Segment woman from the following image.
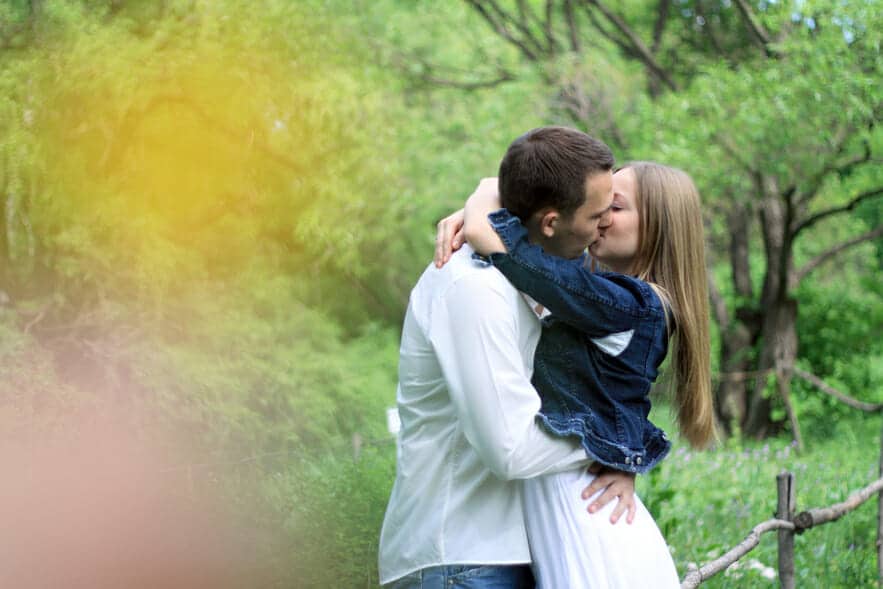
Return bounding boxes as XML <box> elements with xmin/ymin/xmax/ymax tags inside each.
<box><xmin>435</xmin><ymin>162</ymin><xmax>714</xmax><ymax>588</ymax></box>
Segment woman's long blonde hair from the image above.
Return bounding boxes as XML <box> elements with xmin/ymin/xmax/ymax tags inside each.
<box><xmin>624</xmin><ymin>162</ymin><xmax>714</xmax><ymax>448</ymax></box>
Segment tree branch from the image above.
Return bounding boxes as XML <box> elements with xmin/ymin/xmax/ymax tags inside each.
<box><xmin>732</xmin><ymin>0</ymin><xmax>777</xmax><ymax>58</ymax></box>
<box><xmin>651</xmin><ymin>0</ymin><xmax>670</xmax><ymax>54</ymax></box>
<box><xmin>795</xmin><ymin>131</ymin><xmax>871</xmax><ymax>209</ymax></box>
<box><xmin>381</xmin><ymin>44</ymin><xmax>516</xmax><ymax>91</ymax></box>
<box><xmin>543</xmin><ymin>0</ymin><xmax>558</xmax><ymax>54</ymax></box>
<box><xmin>692</xmin><ymin>2</ymin><xmax>727</xmax><ymax>58</ymax></box>
<box><xmin>415</xmin><ymin>70</ymin><xmax>515</xmax><ymax>90</ymax></box>
<box><xmin>466</xmin><ymin>0</ymin><xmax>545</xmax><ymax>61</ymax></box>
<box><xmin>581</xmin><ymin>5</ymin><xmax>634</xmax><ymax>55</ymax></box>
<box><xmin>585</xmin><ymin>0</ymin><xmax>679</xmax><ymax>91</ymax></box>
<box><xmin>563</xmin><ymin>0</ymin><xmax>581</xmax><ymax>52</ymax></box>
<box><xmin>794</xmin><ymin>477</ymin><xmax>883</xmax><ymax>530</ymax></box>
<box><xmin>793</xmin><ymin>224</ymin><xmax>883</xmax><ymax>286</ymax></box>
<box><xmin>793</xmin><ymin>367</ymin><xmax>883</xmax><ymax>413</ymax></box>
<box><xmin>792</xmin><ymin>187</ymin><xmax>883</xmax><ymax>237</ymax></box>
<box><xmin>680</xmin><ymin>519</ymin><xmax>795</xmax><ymax>588</ymax></box>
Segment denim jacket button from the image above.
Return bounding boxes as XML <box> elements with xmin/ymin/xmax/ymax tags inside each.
<box><xmin>624</xmin><ymin>456</ymin><xmax>632</xmax><ymax>465</ymax></box>
<box><xmin>635</xmin><ymin>456</ymin><xmax>643</xmax><ymax>465</ymax></box>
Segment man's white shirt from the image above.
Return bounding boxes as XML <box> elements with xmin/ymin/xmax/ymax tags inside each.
<box><xmin>378</xmin><ymin>245</ymin><xmax>588</xmax><ymax>584</ymax></box>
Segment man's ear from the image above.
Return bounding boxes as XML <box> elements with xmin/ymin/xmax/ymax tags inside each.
<box><xmin>538</xmin><ymin>209</ymin><xmax>559</xmax><ymax>238</ymax></box>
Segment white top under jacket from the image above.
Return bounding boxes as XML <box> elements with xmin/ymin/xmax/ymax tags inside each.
<box><xmin>378</xmin><ymin>245</ymin><xmax>588</xmax><ymax>584</ymax></box>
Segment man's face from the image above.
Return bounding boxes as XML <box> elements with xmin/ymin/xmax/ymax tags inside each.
<box><xmin>540</xmin><ymin>171</ymin><xmax>614</xmax><ymax>259</ymax></box>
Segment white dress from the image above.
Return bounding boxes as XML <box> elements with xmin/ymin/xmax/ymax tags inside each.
<box><xmin>524</xmin><ymin>467</ymin><xmax>680</xmax><ymax>589</ymax></box>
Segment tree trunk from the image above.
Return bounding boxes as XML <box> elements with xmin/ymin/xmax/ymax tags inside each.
<box><xmin>716</xmin><ymin>322</ymin><xmax>754</xmax><ymax>433</ymax></box>
<box><xmin>744</xmin><ymin>296</ymin><xmax>798</xmax><ymax>437</ymax></box>
<box><xmin>715</xmin><ymin>202</ymin><xmax>759</xmax><ymax>433</ymax></box>
<box><xmin>744</xmin><ymin>190</ymin><xmax>798</xmax><ymax>438</ymax></box>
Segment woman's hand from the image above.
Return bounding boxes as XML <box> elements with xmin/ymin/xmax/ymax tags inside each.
<box><xmin>434</xmin><ymin>209</ymin><xmax>465</xmax><ymax>268</ymax></box>
<box><xmin>581</xmin><ymin>465</ymin><xmax>637</xmax><ymax>525</ymax></box>
<box><xmin>434</xmin><ymin>177</ymin><xmax>502</xmax><ymax>268</ymax></box>
<box><xmin>463</xmin><ymin>177</ymin><xmax>505</xmax><ymax>256</ymax></box>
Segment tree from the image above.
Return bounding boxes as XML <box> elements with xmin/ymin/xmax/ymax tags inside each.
<box><xmin>442</xmin><ymin>0</ymin><xmax>883</xmax><ymax>437</ymax></box>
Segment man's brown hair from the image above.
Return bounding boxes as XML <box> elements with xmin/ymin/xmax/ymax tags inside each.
<box><xmin>498</xmin><ymin>126</ymin><xmax>614</xmax><ymax>221</ymax></box>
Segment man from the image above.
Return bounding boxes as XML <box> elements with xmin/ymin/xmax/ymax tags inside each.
<box><xmin>379</xmin><ymin>127</ymin><xmax>632</xmax><ymax>588</ymax></box>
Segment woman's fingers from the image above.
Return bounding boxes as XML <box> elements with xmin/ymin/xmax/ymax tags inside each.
<box><xmin>581</xmin><ymin>469</ymin><xmax>636</xmax><ymax>525</ymax></box>
<box><xmin>452</xmin><ymin>226</ymin><xmax>465</xmax><ymax>251</ymax></box>
<box><xmin>434</xmin><ymin>209</ymin><xmax>466</xmax><ymax>268</ymax></box>
<box><xmin>434</xmin><ymin>219</ymin><xmax>449</xmax><ymax>268</ymax></box>
<box><xmin>585</xmin><ymin>481</ymin><xmax>617</xmax><ymax>513</ymax></box>
<box><xmin>608</xmin><ymin>494</ymin><xmax>636</xmax><ymax>525</ymax></box>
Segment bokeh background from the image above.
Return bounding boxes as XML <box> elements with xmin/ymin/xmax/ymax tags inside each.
<box><xmin>1</xmin><ymin>1</ymin><xmax>881</xmax><ymax>587</ymax></box>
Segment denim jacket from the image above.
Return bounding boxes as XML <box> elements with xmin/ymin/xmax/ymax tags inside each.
<box><xmin>486</xmin><ymin>209</ymin><xmax>671</xmax><ymax>473</ymax></box>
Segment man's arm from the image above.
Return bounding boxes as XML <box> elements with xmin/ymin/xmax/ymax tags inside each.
<box><xmin>428</xmin><ymin>269</ymin><xmax>588</xmax><ymax>479</ymax></box>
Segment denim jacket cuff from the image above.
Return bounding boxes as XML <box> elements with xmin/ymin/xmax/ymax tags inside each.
<box><xmin>487</xmin><ymin>208</ymin><xmax>527</xmax><ymax>254</ymax></box>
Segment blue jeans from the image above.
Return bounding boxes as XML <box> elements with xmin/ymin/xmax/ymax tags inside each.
<box><xmin>384</xmin><ymin>564</ymin><xmax>535</xmax><ymax>588</ymax></box>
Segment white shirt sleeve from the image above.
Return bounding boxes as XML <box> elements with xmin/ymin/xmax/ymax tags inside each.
<box><xmin>428</xmin><ymin>271</ymin><xmax>589</xmax><ymax>480</ymax></box>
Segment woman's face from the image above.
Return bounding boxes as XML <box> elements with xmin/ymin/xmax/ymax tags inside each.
<box><xmin>589</xmin><ymin>167</ymin><xmax>640</xmax><ymax>273</ymax></box>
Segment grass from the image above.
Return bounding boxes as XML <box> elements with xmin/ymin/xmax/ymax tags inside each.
<box><xmin>267</xmin><ymin>407</ymin><xmax>883</xmax><ymax>587</ymax></box>
<box><xmin>641</xmin><ymin>404</ymin><xmax>882</xmax><ymax>588</ymax></box>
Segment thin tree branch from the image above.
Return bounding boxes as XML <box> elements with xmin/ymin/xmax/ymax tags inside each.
<box><xmin>680</xmin><ymin>519</ymin><xmax>795</xmax><ymax>589</ymax></box>
<box><xmin>416</xmin><ymin>71</ymin><xmax>515</xmax><ymax>90</ymax></box>
<box><xmin>466</xmin><ymin>0</ymin><xmax>539</xmax><ymax>60</ymax></box>
<box><xmin>585</xmin><ymin>0</ymin><xmax>679</xmax><ymax>91</ymax></box>
<box><xmin>802</xmin><ymin>145</ymin><xmax>874</xmax><ymax>204</ymax></box>
<box><xmin>793</xmin><ymin>367</ymin><xmax>883</xmax><ymax>413</ymax></box>
<box><xmin>691</xmin><ymin>2</ymin><xmax>727</xmax><ymax>58</ymax></box>
<box><xmin>381</xmin><ymin>44</ymin><xmax>516</xmax><ymax>92</ymax></box>
<box><xmin>794</xmin><ymin>477</ymin><xmax>883</xmax><ymax>530</ymax></box>
<box><xmin>651</xmin><ymin>0</ymin><xmax>669</xmax><ymax>54</ymax></box>
<box><xmin>732</xmin><ymin>0</ymin><xmax>777</xmax><ymax>58</ymax></box>
<box><xmin>543</xmin><ymin>0</ymin><xmax>557</xmax><ymax>54</ymax></box>
<box><xmin>795</xmin><ymin>131</ymin><xmax>870</xmax><ymax>209</ymax></box>
<box><xmin>563</xmin><ymin>0</ymin><xmax>581</xmax><ymax>52</ymax></box>
<box><xmin>792</xmin><ymin>188</ymin><xmax>883</xmax><ymax>237</ymax></box>
<box><xmin>581</xmin><ymin>5</ymin><xmax>634</xmax><ymax>56</ymax></box>
<box><xmin>466</xmin><ymin>0</ymin><xmax>545</xmax><ymax>61</ymax></box>
<box><xmin>714</xmin><ymin>368</ymin><xmax>775</xmax><ymax>384</ymax></box>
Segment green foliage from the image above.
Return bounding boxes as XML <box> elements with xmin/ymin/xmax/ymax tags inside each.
<box><xmin>792</xmin><ymin>262</ymin><xmax>883</xmax><ymax>436</ymax></box>
<box><xmin>137</xmin><ymin>277</ymin><xmax>399</xmax><ymax>455</ymax></box>
<box><xmin>262</xmin><ymin>447</ymin><xmax>397</xmax><ymax>587</ymax></box>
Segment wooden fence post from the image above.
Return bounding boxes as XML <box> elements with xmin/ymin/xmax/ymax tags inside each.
<box><xmin>777</xmin><ymin>471</ymin><xmax>796</xmax><ymax>589</ymax></box>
